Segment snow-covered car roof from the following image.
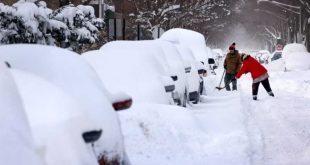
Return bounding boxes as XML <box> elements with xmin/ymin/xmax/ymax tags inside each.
<box><xmin>84</xmin><ymin>41</ymin><xmax>173</xmax><ymax>104</ymax></box>
<box><xmin>0</xmin><ymin>44</ymin><xmax>126</xmax><ymax>162</ymax></box>
<box><xmin>160</xmin><ymin>28</ymin><xmax>213</xmax><ymax>63</ymax></box>
<box><xmin>0</xmin><ymin>61</ymin><xmax>42</xmax><ymax>165</ymax></box>
<box><xmin>282</xmin><ymin>43</ymin><xmax>308</xmax><ymax>58</ymax></box>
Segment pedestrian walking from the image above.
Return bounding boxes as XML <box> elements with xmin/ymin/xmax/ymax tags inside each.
<box><xmin>236</xmin><ymin>54</ymin><xmax>275</xmax><ymax>100</ymax></box>
<box><xmin>223</xmin><ymin>45</ymin><xmax>242</xmax><ymax>91</ymax></box>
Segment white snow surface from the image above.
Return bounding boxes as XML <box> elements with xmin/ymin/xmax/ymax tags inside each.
<box><xmin>0</xmin><ymin>61</ymin><xmax>42</xmax><ymax>165</ymax></box>
<box><xmin>1</xmin><ymin>40</ymin><xmax>310</xmax><ymax>165</ymax></box>
<box><xmin>119</xmin><ymin>65</ymin><xmax>310</xmax><ymax>164</ymax></box>
<box><xmin>83</xmin><ymin>42</ymin><xmax>172</xmax><ymax>104</ymax></box>
<box><xmin>0</xmin><ymin>44</ymin><xmax>126</xmax><ymax>162</ymax></box>
<box><xmin>282</xmin><ymin>43</ymin><xmax>310</xmax><ymax>71</ymax></box>
<box><xmin>11</xmin><ymin>69</ymin><xmax>98</xmax><ymax>165</ymax></box>
<box><xmin>160</xmin><ymin>28</ymin><xmax>214</xmax><ymax>64</ymax></box>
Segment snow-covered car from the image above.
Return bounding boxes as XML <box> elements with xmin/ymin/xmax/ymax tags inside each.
<box><xmin>97</xmin><ymin>40</ymin><xmax>189</xmax><ymax>107</ymax></box>
<box><xmin>282</xmin><ymin>43</ymin><xmax>310</xmax><ymax>71</ymax></box>
<box><xmin>270</xmin><ymin>51</ymin><xmax>282</xmax><ymax>62</ymax></box>
<box><xmin>154</xmin><ymin>40</ymin><xmax>189</xmax><ymax>106</ymax></box>
<box><xmin>212</xmin><ymin>49</ymin><xmax>225</xmax><ymax>60</ymax></box>
<box><xmin>0</xmin><ymin>61</ymin><xmax>43</xmax><ymax>165</ymax></box>
<box><xmin>11</xmin><ymin>69</ymin><xmax>99</xmax><ymax>165</ymax></box>
<box><xmin>173</xmin><ymin>44</ymin><xmax>202</xmax><ymax>103</ymax></box>
<box><xmin>160</xmin><ymin>28</ymin><xmax>215</xmax><ymax>69</ymax></box>
<box><xmin>83</xmin><ymin>41</ymin><xmax>178</xmax><ymax>106</ymax></box>
<box><xmin>256</xmin><ymin>50</ymin><xmax>271</xmax><ymax>64</ymax></box>
<box><xmin>0</xmin><ymin>44</ymin><xmax>131</xmax><ymax>165</ymax></box>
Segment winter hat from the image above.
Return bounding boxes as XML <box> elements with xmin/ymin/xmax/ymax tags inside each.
<box><xmin>241</xmin><ymin>53</ymin><xmax>249</xmax><ymax>61</ymax></box>
<box><xmin>231</xmin><ymin>42</ymin><xmax>236</xmax><ymax>49</ymax></box>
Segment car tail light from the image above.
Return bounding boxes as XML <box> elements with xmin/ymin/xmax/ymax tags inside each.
<box><xmin>112</xmin><ymin>99</ymin><xmax>132</xmax><ymax>111</ymax></box>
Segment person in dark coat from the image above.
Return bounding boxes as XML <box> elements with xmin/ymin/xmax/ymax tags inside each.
<box><xmin>224</xmin><ymin>46</ymin><xmax>242</xmax><ymax>91</ymax></box>
<box><xmin>236</xmin><ymin>54</ymin><xmax>275</xmax><ymax>100</ymax></box>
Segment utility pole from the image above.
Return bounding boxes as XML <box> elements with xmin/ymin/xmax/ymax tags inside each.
<box><xmin>99</xmin><ymin>0</ymin><xmax>103</xmax><ymax>18</ymax></box>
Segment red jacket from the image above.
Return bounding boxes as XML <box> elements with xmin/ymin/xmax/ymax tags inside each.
<box><xmin>236</xmin><ymin>56</ymin><xmax>267</xmax><ymax>80</ymax></box>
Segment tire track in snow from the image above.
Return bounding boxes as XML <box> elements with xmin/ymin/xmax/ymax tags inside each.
<box><xmin>239</xmin><ymin>88</ymin><xmax>265</xmax><ymax>165</ymax></box>
<box><xmin>243</xmin><ymin>91</ymin><xmax>310</xmax><ymax>165</ymax></box>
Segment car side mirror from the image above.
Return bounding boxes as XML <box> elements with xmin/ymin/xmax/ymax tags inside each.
<box><xmin>82</xmin><ymin>130</ymin><xmax>102</xmax><ymax>143</ymax></box>
<box><xmin>208</xmin><ymin>58</ymin><xmax>215</xmax><ymax>64</ymax></box>
<box><xmin>170</xmin><ymin>75</ymin><xmax>178</xmax><ymax>81</ymax></box>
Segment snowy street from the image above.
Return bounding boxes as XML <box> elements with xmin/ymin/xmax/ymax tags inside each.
<box><xmin>2</xmin><ymin>1</ymin><xmax>310</xmax><ymax>164</ymax></box>
<box><xmin>119</xmin><ymin>68</ymin><xmax>310</xmax><ymax>165</ymax></box>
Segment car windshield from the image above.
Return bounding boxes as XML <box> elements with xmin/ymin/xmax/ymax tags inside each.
<box><xmin>271</xmin><ymin>52</ymin><xmax>282</xmax><ymax>61</ymax></box>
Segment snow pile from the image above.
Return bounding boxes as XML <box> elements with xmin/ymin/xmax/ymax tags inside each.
<box><xmin>282</xmin><ymin>43</ymin><xmax>310</xmax><ymax>71</ymax></box>
<box><xmin>269</xmin><ymin>70</ymin><xmax>310</xmax><ymax>99</ymax></box>
<box><xmin>118</xmin><ymin>103</ymin><xmax>211</xmax><ymax>164</ymax></box>
<box><xmin>266</xmin><ymin>58</ymin><xmax>285</xmax><ymax>71</ymax></box>
<box><xmin>119</xmin><ymin>89</ymin><xmax>252</xmax><ymax>164</ymax></box>
<box><xmin>282</xmin><ymin>43</ymin><xmax>307</xmax><ymax>58</ymax></box>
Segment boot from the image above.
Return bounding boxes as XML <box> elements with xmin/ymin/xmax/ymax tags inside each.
<box><xmin>253</xmin><ymin>95</ymin><xmax>257</xmax><ymax>100</ymax></box>
<box><xmin>268</xmin><ymin>91</ymin><xmax>274</xmax><ymax>97</ymax></box>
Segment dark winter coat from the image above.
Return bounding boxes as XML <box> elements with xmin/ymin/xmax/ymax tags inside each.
<box><xmin>236</xmin><ymin>56</ymin><xmax>267</xmax><ymax>80</ymax></box>
<box><xmin>224</xmin><ymin>52</ymin><xmax>242</xmax><ymax>74</ymax></box>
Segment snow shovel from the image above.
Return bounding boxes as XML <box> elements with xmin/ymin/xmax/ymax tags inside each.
<box><xmin>215</xmin><ymin>70</ymin><xmax>225</xmax><ymax>90</ymax></box>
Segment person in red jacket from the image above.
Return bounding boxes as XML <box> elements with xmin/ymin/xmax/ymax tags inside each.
<box><xmin>236</xmin><ymin>54</ymin><xmax>274</xmax><ymax>100</ymax></box>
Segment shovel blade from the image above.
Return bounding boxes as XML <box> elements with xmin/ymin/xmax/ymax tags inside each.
<box><xmin>215</xmin><ymin>86</ymin><xmax>225</xmax><ymax>90</ymax></box>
